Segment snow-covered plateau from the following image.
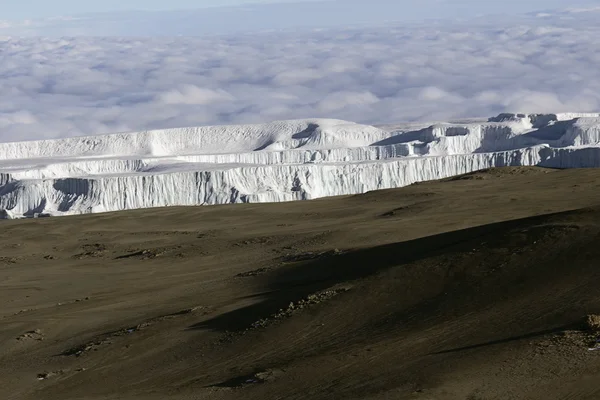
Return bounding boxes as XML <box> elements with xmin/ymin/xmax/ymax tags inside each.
<box><xmin>2</xmin><ymin>113</ymin><xmax>600</xmax><ymax>218</ymax></box>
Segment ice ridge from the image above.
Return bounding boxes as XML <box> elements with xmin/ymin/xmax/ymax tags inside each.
<box><xmin>1</xmin><ymin>114</ymin><xmax>600</xmax><ymax>218</ymax></box>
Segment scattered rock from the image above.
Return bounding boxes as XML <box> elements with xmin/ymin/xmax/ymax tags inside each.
<box><xmin>233</xmin><ymin>236</ymin><xmax>275</xmax><ymax>247</ymax></box>
<box><xmin>381</xmin><ymin>207</ymin><xmax>409</xmax><ymax>217</ymax></box>
<box><xmin>0</xmin><ymin>256</ymin><xmax>18</xmax><ymax>265</ymax></box>
<box><xmin>75</xmin><ymin>297</ymin><xmax>91</xmax><ymax>302</ymax></box>
<box><xmin>214</xmin><ymin>368</ymin><xmax>286</xmax><ymax>388</ymax></box>
<box><xmin>236</xmin><ymin>267</ymin><xmax>272</xmax><ymax>278</ymax></box>
<box><xmin>17</xmin><ymin>329</ymin><xmax>44</xmax><ymax>341</ymax></box>
<box><xmin>74</xmin><ymin>243</ymin><xmax>107</xmax><ymax>259</ymax></box>
<box><xmin>173</xmin><ymin>306</ymin><xmax>203</xmax><ymax>315</ymax></box>
<box><xmin>249</xmin><ymin>287</ymin><xmax>351</xmax><ymax>330</ymax></box>
<box><xmin>253</xmin><ymin>369</ymin><xmax>284</xmax><ymax>383</ymax></box>
<box><xmin>13</xmin><ymin>308</ymin><xmax>34</xmax><ymax>315</ymax></box>
<box><xmin>115</xmin><ymin>247</ymin><xmax>179</xmax><ymax>260</ymax></box>
<box><xmin>196</xmin><ymin>230</ymin><xmax>219</xmax><ymax>239</ymax></box>
<box><xmin>586</xmin><ymin>315</ymin><xmax>600</xmax><ymax>331</ymax></box>
<box><xmin>536</xmin><ymin>327</ymin><xmax>600</xmax><ymax>352</ymax></box>
<box><xmin>37</xmin><ymin>372</ymin><xmax>53</xmax><ymax>380</ymax></box>
<box><xmin>37</xmin><ymin>370</ymin><xmax>64</xmax><ymax>380</ymax></box>
<box><xmin>62</xmin><ymin>306</ymin><xmax>209</xmax><ymax>357</ymax></box>
<box><xmin>33</xmin><ymin>213</ymin><xmax>51</xmax><ymax>218</ymax></box>
<box><xmin>63</xmin><ymin>342</ymin><xmax>98</xmax><ymax>357</ymax></box>
<box><xmin>282</xmin><ymin>249</ymin><xmax>344</xmax><ymax>263</ymax></box>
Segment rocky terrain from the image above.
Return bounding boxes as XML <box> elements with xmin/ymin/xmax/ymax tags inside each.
<box><xmin>4</xmin><ymin>167</ymin><xmax>600</xmax><ymax>399</ymax></box>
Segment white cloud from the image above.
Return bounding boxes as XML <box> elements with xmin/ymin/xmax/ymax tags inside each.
<box><xmin>272</xmin><ymin>68</ymin><xmax>322</xmax><ymax>86</ymax></box>
<box><xmin>1</xmin><ymin>11</ymin><xmax>600</xmax><ymax>142</ymax></box>
<box><xmin>418</xmin><ymin>87</ymin><xmax>462</xmax><ymax>103</ymax></box>
<box><xmin>317</xmin><ymin>91</ymin><xmax>380</xmax><ymax>113</ymax></box>
<box><xmin>158</xmin><ymin>85</ymin><xmax>234</xmax><ymax>105</ymax></box>
<box><xmin>566</xmin><ymin>6</ymin><xmax>600</xmax><ymax>13</ymax></box>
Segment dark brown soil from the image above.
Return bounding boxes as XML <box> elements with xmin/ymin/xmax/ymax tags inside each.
<box><xmin>4</xmin><ymin>167</ymin><xmax>600</xmax><ymax>399</ymax></box>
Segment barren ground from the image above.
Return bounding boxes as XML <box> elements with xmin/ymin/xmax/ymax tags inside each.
<box><xmin>4</xmin><ymin>167</ymin><xmax>600</xmax><ymax>399</ymax></box>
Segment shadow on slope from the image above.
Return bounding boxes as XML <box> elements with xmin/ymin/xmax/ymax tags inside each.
<box><xmin>189</xmin><ymin>208</ymin><xmax>588</xmax><ymax>333</ymax></box>
<box><xmin>371</xmin><ymin>127</ymin><xmax>429</xmax><ymax>146</ymax></box>
<box><xmin>374</xmin><ymin>117</ymin><xmax>577</xmax><ymax>154</ymax></box>
<box><xmin>430</xmin><ymin>324</ymin><xmax>577</xmax><ymax>355</ymax></box>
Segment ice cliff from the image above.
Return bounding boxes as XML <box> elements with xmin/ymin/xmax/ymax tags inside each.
<box><xmin>2</xmin><ymin>114</ymin><xmax>600</xmax><ymax>218</ymax></box>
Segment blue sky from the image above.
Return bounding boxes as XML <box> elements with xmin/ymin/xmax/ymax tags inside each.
<box><xmin>1</xmin><ymin>0</ymin><xmax>596</xmax><ymax>20</ymax></box>
<box><xmin>3</xmin><ymin>0</ymin><xmax>271</xmax><ymax>19</ymax></box>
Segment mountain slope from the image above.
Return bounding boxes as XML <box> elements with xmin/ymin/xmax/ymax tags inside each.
<box><xmin>3</xmin><ymin>167</ymin><xmax>600</xmax><ymax>399</ymax></box>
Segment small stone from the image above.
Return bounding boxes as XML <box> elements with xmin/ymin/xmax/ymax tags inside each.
<box><xmin>586</xmin><ymin>315</ymin><xmax>600</xmax><ymax>331</ymax></box>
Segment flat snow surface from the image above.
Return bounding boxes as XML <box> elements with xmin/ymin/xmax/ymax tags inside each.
<box><xmin>2</xmin><ymin>113</ymin><xmax>600</xmax><ymax>218</ymax></box>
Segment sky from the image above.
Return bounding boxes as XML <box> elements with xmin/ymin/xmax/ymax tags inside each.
<box><xmin>1</xmin><ymin>0</ymin><xmax>596</xmax><ymax>21</ymax></box>
<box><xmin>0</xmin><ymin>0</ymin><xmax>267</xmax><ymax>19</ymax></box>
<box><xmin>5</xmin><ymin>0</ymin><xmax>299</xmax><ymax>19</ymax></box>
<box><xmin>1</xmin><ymin>0</ymin><xmax>598</xmax><ymax>37</ymax></box>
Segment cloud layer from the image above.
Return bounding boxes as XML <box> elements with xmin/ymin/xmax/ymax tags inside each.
<box><xmin>1</xmin><ymin>11</ymin><xmax>600</xmax><ymax>141</ymax></box>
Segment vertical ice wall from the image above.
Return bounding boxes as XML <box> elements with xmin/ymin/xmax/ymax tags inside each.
<box><xmin>1</xmin><ymin>114</ymin><xmax>600</xmax><ymax>218</ymax></box>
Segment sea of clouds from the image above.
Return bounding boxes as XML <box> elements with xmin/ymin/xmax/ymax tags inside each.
<box><xmin>1</xmin><ymin>8</ymin><xmax>600</xmax><ymax>142</ymax></box>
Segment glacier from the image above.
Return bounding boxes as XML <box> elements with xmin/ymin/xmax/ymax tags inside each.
<box><xmin>2</xmin><ymin>113</ymin><xmax>600</xmax><ymax>218</ymax></box>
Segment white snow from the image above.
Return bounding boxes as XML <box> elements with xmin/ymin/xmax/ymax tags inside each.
<box><xmin>2</xmin><ymin>113</ymin><xmax>600</xmax><ymax>218</ymax></box>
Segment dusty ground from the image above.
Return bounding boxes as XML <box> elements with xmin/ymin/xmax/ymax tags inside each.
<box><xmin>4</xmin><ymin>167</ymin><xmax>600</xmax><ymax>399</ymax></box>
